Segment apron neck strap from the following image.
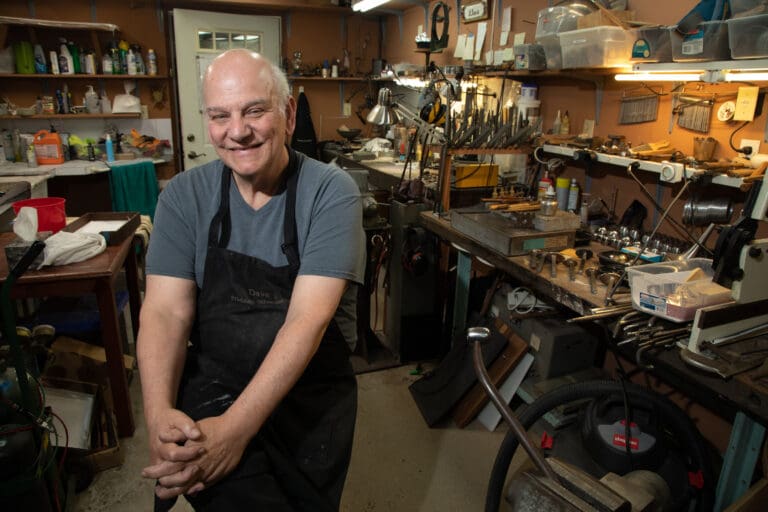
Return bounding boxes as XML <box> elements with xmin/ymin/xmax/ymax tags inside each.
<box><xmin>209</xmin><ymin>147</ymin><xmax>303</xmax><ymax>269</ymax></box>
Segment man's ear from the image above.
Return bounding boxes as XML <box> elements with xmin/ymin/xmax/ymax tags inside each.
<box><xmin>285</xmin><ymin>96</ymin><xmax>297</xmax><ymax>137</ymax></box>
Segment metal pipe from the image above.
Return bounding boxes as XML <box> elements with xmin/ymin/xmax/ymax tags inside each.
<box><xmin>468</xmin><ymin>327</ymin><xmax>560</xmax><ymax>483</ymax></box>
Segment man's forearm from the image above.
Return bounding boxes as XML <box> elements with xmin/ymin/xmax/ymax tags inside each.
<box><xmin>137</xmin><ymin>308</ymin><xmax>191</xmax><ymax>422</ymax></box>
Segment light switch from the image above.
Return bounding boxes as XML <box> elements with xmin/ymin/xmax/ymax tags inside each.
<box><xmin>734</xmin><ymin>86</ymin><xmax>759</xmax><ymax>122</ymax></box>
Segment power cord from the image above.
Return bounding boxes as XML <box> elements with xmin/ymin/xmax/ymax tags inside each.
<box><xmin>729</xmin><ymin>121</ymin><xmax>753</xmax><ymax>155</ymax></box>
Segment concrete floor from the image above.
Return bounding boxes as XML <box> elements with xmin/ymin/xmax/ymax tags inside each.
<box><xmin>70</xmin><ymin>363</ymin><xmax>514</xmax><ymax>511</ymax></box>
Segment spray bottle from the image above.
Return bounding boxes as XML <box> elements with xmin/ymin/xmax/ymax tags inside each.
<box><xmin>105</xmin><ymin>134</ymin><xmax>115</xmax><ymax>162</ymax></box>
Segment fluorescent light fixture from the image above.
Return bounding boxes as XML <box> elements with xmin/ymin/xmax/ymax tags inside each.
<box><xmin>725</xmin><ymin>71</ymin><xmax>768</xmax><ymax>82</ymax></box>
<box><xmin>352</xmin><ymin>0</ymin><xmax>390</xmax><ymax>12</ymax></box>
<box><xmin>615</xmin><ymin>72</ymin><xmax>702</xmax><ymax>82</ymax></box>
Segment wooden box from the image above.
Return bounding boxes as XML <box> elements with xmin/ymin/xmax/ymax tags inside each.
<box><xmin>63</xmin><ymin>211</ymin><xmax>140</xmax><ymax>246</ymax></box>
<box><xmin>450</xmin><ymin>209</ymin><xmax>575</xmax><ymax>256</ymax></box>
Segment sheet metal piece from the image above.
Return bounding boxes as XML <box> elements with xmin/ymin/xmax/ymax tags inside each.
<box><xmin>619</xmin><ymin>94</ymin><xmax>659</xmax><ymax>125</ymax></box>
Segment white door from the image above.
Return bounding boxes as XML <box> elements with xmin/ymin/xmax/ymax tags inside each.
<box><xmin>173</xmin><ymin>8</ymin><xmax>281</xmax><ymax>170</ymax></box>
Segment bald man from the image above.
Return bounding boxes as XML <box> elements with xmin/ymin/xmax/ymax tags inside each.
<box><xmin>138</xmin><ymin>49</ymin><xmax>365</xmax><ymax>511</ymax></box>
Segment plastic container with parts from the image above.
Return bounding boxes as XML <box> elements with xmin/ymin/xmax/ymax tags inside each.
<box><xmin>626</xmin><ymin>258</ymin><xmax>732</xmax><ymax>322</ymax></box>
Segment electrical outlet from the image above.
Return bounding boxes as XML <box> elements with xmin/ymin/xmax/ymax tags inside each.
<box><xmin>740</xmin><ymin>138</ymin><xmax>761</xmax><ymax>156</ymax></box>
<box><xmin>343</xmin><ymin>102</ymin><xmax>352</xmax><ymax>116</ymax></box>
<box><xmin>734</xmin><ymin>86</ymin><xmax>760</xmax><ymax>121</ymax></box>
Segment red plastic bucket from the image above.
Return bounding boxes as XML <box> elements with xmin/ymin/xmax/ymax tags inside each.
<box><xmin>12</xmin><ymin>197</ymin><xmax>67</xmax><ymax>233</ymax></box>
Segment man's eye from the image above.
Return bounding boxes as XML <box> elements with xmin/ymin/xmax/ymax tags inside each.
<box><xmin>209</xmin><ymin>113</ymin><xmax>228</xmax><ymax>121</ymax></box>
<box><xmin>246</xmin><ymin>108</ymin><xmax>265</xmax><ymax>117</ymax></box>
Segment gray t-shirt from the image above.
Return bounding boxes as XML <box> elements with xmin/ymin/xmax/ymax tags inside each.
<box><xmin>146</xmin><ymin>156</ymin><xmax>366</xmax><ymax>349</ymax></box>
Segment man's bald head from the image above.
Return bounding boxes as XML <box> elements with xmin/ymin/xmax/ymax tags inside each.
<box><xmin>203</xmin><ymin>49</ymin><xmax>290</xmax><ymax>115</ymax></box>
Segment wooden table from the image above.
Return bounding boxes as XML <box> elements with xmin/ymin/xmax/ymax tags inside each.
<box><xmin>0</xmin><ymin>231</ymin><xmax>141</xmax><ymax>437</ymax></box>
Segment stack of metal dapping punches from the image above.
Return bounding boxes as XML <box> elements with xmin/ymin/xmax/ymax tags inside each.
<box><xmin>449</xmin><ymin>104</ymin><xmax>540</xmax><ymax>150</ymax></box>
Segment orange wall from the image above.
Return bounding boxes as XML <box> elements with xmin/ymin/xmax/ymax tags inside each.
<box><xmin>381</xmin><ymin>1</ymin><xmax>766</xmax><ymax>240</ymax></box>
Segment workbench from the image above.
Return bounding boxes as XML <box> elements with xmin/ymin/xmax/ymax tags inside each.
<box><xmin>418</xmin><ymin>209</ymin><xmax>768</xmax><ymax>510</ymax></box>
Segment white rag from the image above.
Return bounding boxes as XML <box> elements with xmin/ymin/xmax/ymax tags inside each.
<box><xmin>38</xmin><ymin>231</ymin><xmax>107</xmax><ymax>268</ymax></box>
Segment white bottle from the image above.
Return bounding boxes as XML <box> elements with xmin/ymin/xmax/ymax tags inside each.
<box><xmin>101</xmin><ymin>94</ymin><xmax>112</xmax><ymax>114</ymax></box>
<box><xmin>49</xmin><ymin>51</ymin><xmax>59</xmax><ymax>74</ymax></box>
<box><xmin>59</xmin><ymin>42</ymin><xmax>74</xmax><ymax>74</ymax></box>
<box><xmin>102</xmin><ymin>53</ymin><xmax>113</xmax><ymax>74</ymax></box>
<box><xmin>127</xmin><ymin>49</ymin><xmax>137</xmax><ymax>75</ymax></box>
<box><xmin>85</xmin><ymin>85</ymin><xmax>100</xmax><ymax>114</ymax></box>
<box><xmin>147</xmin><ymin>49</ymin><xmax>157</xmax><ymax>76</ymax></box>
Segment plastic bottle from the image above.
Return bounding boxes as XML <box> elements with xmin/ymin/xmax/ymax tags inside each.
<box><xmin>555</xmin><ymin>177</ymin><xmax>570</xmax><ymax>211</ymax></box>
<box><xmin>537</xmin><ymin>170</ymin><xmax>553</xmax><ymax>201</ymax></box>
<box><xmin>127</xmin><ymin>49</ymin><xmax>137</xmax><ymax>75</ymax></box>
<box><xmin>132</xmin><ymin>45</ymin><xmax>145</xmax><ymax>75</ymax></box>
<box><xmin>552</xmin><ymin>110</ymin><xmax>561</xmax><ymax>135</ymax></box>
<box><xmin>26</xmin><ymin>144</ymin><xmax>37</xmax><ymax>167</ymax></box>
<box><xmin>147</xmin><ymin>48</ymin><xmax>157</xmax><ymax>76</ymax></box>
<box><xmin>560</xmin><ymin>110</ymin><xmax>570</xmax><ymax>135</ymax></box>
<box><xmin>66</xmin><ymin>41</ymin><xmax>81</xmax><ymax>73</ymax></box>
<box><xmin>33</xmin><ymin>44</ymin><xmax>47</xmax><ymax>73</ymax></box>
<box><xmin>567</xmin><ymin>178</ymin><xmax>579</xmax><ymax>212</ymax></box>
<box><xmin>58</xmin><ymin>41</ymin><xmax>74</xmax><ymax>74</ymax></box>
<box><xmin>105</xmin><ymin>134</ymin><xmax>115</xmax><ymax>162</ymax></box>
<box><xmin>84</xmin><ymin>51</ymin><xmax>96</xmax><ymax>75</ymax></box>
<box><xmin>101</xmin><ymin>94</ymin><xmax>112</xmax><ymax>114</ymax></box>
<box><xmin>85</xmin><ymin>85</ymin><xmax>99</xmax><ymax>114</ymax></box>
<box><xmin>49</xmin><ymin>50</ymin><xmax>59</xmax><ymax>74</ymax></box>
<box><xmin>101</xmin><ymin>52</ymin><xmax>112</xmax><ymax>74</ymax></box>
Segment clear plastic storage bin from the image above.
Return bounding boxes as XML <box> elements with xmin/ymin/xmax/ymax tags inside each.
<box><xmin>626</xmin><ymin>258</ymin><xmax>732</xmax><ymax>323</ymax></box>
<box><xmin>630</xmin><ymin>26</ymin><xmax>673</xmax><ymax>62</ymax></box>
<box><xmin>671</xmin><ymin>21</ymin><xmax>730</xmax><ymax>61</ymax></box>
<box><xmin>727</xmin><ymin>14</ymin><xmax>768</xmax><ymax>58</ymax></box>
<box><xmin>536</xmin><ymin>34</ymin><xmax>562</xmax><ymax>70</ymax></box>
<box><xmin>558</xmin><ymin>27</ymin><xmax>633</xmax><ymax>68</ymax></box>
<box><xmin>535</xmin><ymin>6</ymin><xmax>584</xmax><ymax>38</ymax></box>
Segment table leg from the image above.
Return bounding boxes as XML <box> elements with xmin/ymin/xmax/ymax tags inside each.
<box><xmin>452</xmin><ymin>249</ymin><xmax>471</xmax><ymax>343</ymax></box>
<box><xmin>124</xmin><ymin>239</ymin><xmax>141</xmax><ymax>338</ymax></box>
<box><xmin>714</xmin><ymin>411</ymin><xmax>766</xmax><ymax>511</ymax></box>
<box><xmin>96</xmin><ymin>278</ymin><xmax>135</xmax><ymax>437</ymax></box>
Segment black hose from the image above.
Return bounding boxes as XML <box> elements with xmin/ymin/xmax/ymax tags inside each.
<box><xmin>485</xmin><ymin>380</ymin><xmax>715</xmax><ymax>512</ymax></box>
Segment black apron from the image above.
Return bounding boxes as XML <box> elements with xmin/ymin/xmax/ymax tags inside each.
<box><xmin>157</xmin><ymin>150</ymin><xmax>357</xmax><ymax>512</ymax></box>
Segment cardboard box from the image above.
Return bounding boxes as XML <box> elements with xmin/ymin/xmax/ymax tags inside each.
<box><xmin>576</xmin><ymin>10</ymin><xmax>635</xmax><ymax>29</ymax></box>
<box><xmin>42</xmin><ymin>377</ymin><xmax>124</xmax><ymax>472</ymax></box>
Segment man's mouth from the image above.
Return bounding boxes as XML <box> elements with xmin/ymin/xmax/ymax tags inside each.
<box><xmin>226</xmin><ymin>142</ymin><xmax>263</xmax><ymax>152</ymax></box>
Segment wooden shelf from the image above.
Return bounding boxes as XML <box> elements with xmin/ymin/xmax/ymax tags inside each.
<box><xmin>0</xmin><ymin>73</ymin><xmax>167</xmax><ymax>80</ymax></box>
<box><xmin>0</xmin><ymin>113</ymin><xmax>140</xmax><ymax>119</ymax></box>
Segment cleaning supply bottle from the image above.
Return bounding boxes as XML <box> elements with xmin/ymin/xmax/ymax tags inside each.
<box><xmin>101</xmin><ymin>52</ymin><xmax>113</xmax><ymax>74</ymax></box>
<box><xmin>560</xmin><ymin>110</ymin><xmax>570</xmax><ymax>135</ymax></box>
<box><xmin>49</xmin><ymin>50</ymin><xmax>59</xmax><ymax>74</ymax></box>
<box><xmin>127</xmin><ymin>49</ymin><xmax>137</xmax><ymax>75</ymax></box>
<box><xmin>33</xmin><ymin>44</ymin><xmax>47</xmax><ymax>73</ymax></box>
<box><xmin>147</xmin><ymin>48</ymin><xmax>157</xmax><ymax>76</ymax></box>
<box><xmin>105</xmin><ymin>134</ymin><xmax>115</xmax><ymax>162</ymax></box>
<box><xmin>66</xmin><ymin>41</ymin><xmax>81</xmax><ymax>73</ymax></box>
<box><xmin>567</xmin><ymin>178</ymin><xmax>579</xmax><ymax>212</ymax></box>
<box><xmin>552</xmin><ymin>110</ymin><xmax>561</xmax><ymax>135</ymax></box>
<box><xmin>85</xmin><ymin>85</ymin><xmax>99</xmax><ymax>114</ymax></box>
<box><xmin>58</xmin><ymin>40</ymin><xmax>74</xmax><ymax>74</ymax></box>
<box><xmin>555</xmin><ymin>177</ymin><xmax>570</xmax><ymax>211</ymax></box>
<box><xmin>132</xmin><ymin>45</ymin><xmax>145</xmax><ymax>74</ymax></box>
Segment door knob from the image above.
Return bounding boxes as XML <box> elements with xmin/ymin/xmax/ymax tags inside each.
<box><xmin>187</xmin><ymin>151</ymin><xmax>206</xmax><ymax>159</ymax></box>
<box><xmin>186</xmin><ymin>134</ymin><xmax>195</xmax><ymax>141</ymax></box>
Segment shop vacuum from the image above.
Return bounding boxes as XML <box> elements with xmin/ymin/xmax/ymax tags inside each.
<box><xmin>469</xmin><ymin>328</ymin><xmax>716</xmax><ymax>512</ymax></box>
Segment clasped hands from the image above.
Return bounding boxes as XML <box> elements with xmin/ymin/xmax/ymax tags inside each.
<box><xmin>142</xmin><ymin>409</ymin><xmax>249</xmax><ymax>499</ymax></box>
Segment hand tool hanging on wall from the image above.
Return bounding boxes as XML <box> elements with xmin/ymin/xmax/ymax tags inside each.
<box><xmin>619</xmin><ymin>86</ymin><xmax>660</xmax><ymax>125</ymax></box>
<box><xmin>676</xmin><ymin>94</ymin><xmax>715</xmax><ymax>133</ymax></box>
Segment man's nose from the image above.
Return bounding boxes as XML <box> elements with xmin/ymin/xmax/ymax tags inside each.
<box><xmin>229</xmin><ymin>115</ymin><xmax>252</xmax><ymax>140</ymax></box>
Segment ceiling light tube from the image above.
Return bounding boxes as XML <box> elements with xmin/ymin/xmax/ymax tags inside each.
<box><xmin>352</xmin><ymin>0</ymin><xmax>390</xmax><ymax>12</ymax></box>
<box><xmin>724</xmin><ymin>71</ymin><xmax>768</xmax><ymax>82</ymax></box>
<box><xmin>615</xmin><ymin>72</ymin><xmax>702</xmax><ymax>82</ymax></box>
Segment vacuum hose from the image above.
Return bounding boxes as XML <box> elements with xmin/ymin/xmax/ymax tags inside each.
<box><xmin>485</xmin><ymin>380</ymin><xmax>715</xmax><ymax>512</ymax></box>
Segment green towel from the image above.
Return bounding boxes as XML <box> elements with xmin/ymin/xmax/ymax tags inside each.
<box><xmin>108</xmin><ymin>160</ymin><xmax>160</xmax><ymax>220</ymax></box>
